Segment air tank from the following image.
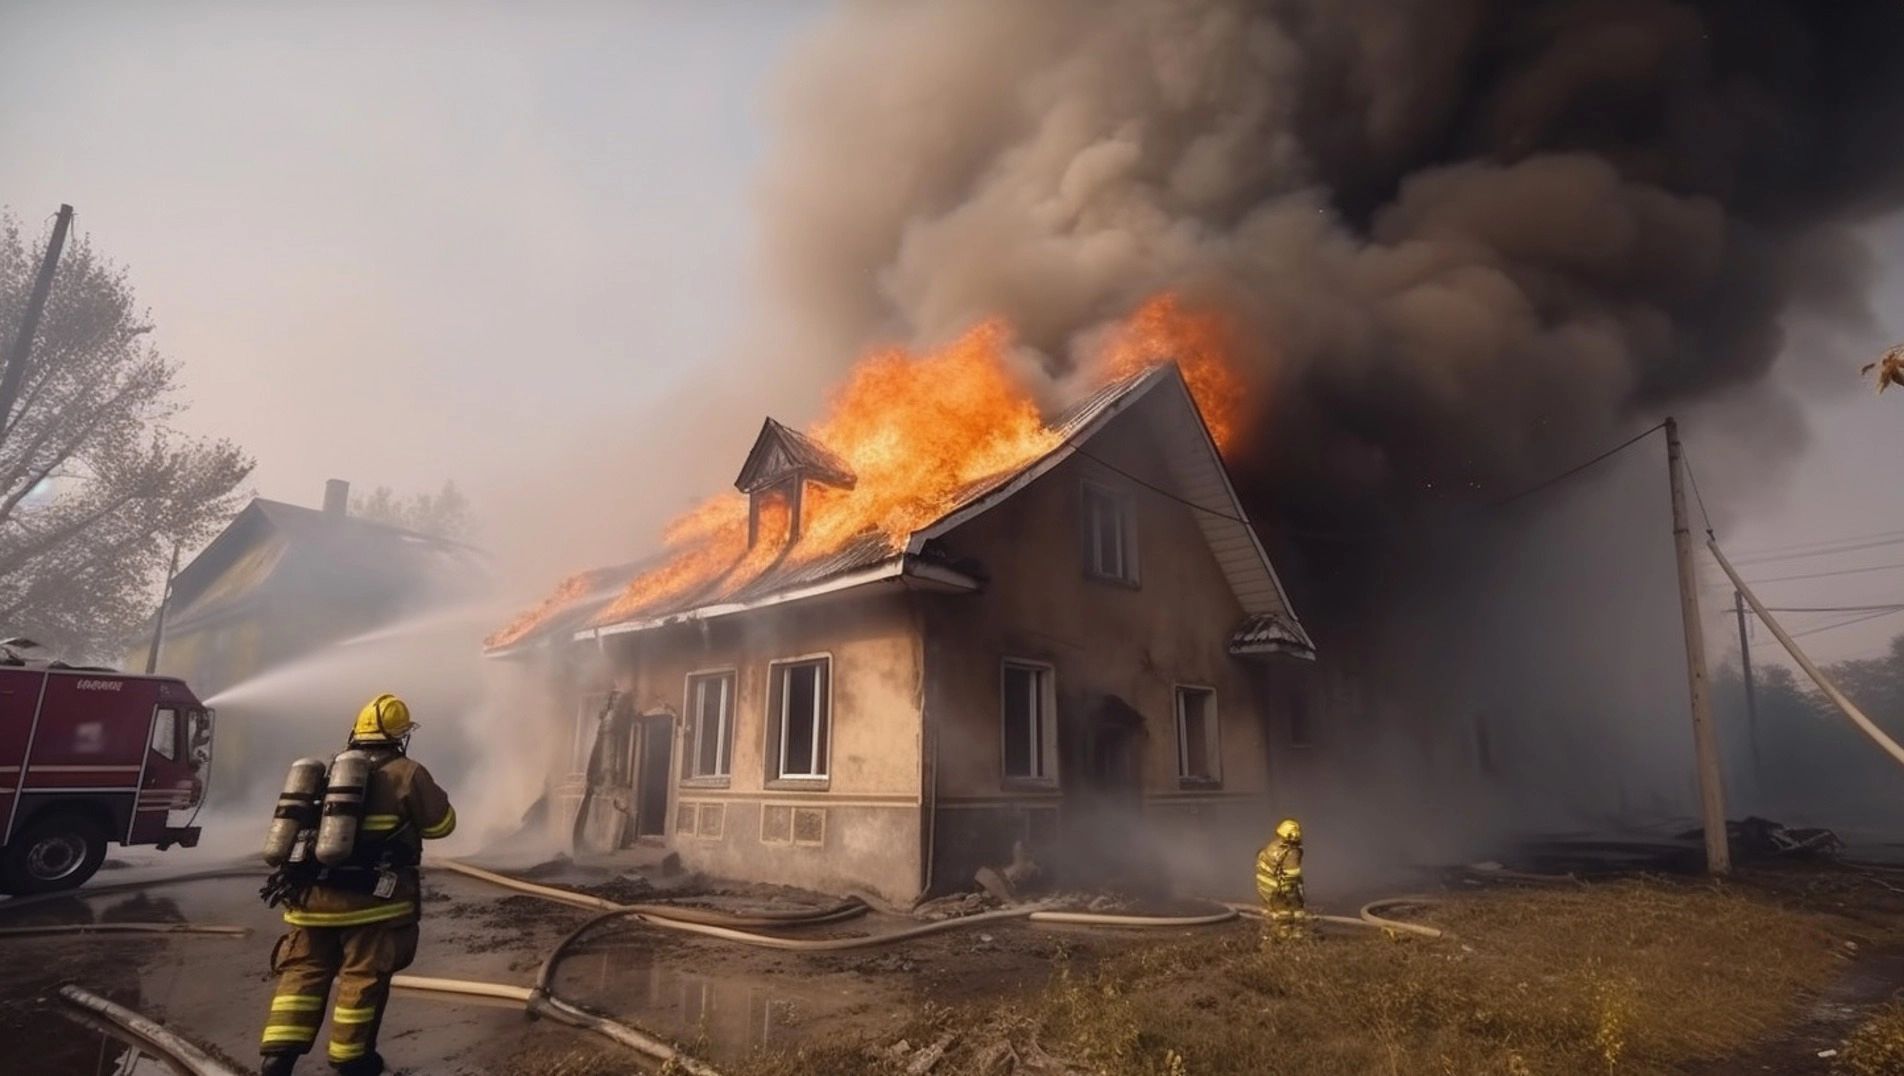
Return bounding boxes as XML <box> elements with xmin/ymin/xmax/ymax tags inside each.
<box><xmin>263</xmin><ymin>757</ymin><xmax>328</xmax><ymax>867</ymax></box>
<box><xmin>313</xmin><ymin>750</ymin><xmax>370</xmax><ymax>867</ymax></box>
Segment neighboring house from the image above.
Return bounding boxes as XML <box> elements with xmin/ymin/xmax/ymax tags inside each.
<box><xmin>129</xmin><ymin>481</ymin><xmax>486</xmax><ymax>790</ymax></box>
<box><xmin>488</xmin><ymin>365</ymin><xmax>1313</xmax><ymax>904</ymax></box>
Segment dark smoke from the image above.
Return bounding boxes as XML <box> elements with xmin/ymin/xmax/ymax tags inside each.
<box><xmin>761</xmin><ymin>0</ymin><xmax>1904</xmax><ymax>531</ymax></box>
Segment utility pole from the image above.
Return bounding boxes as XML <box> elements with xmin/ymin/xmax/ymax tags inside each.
<box><xmin>144</xmin><ymin>541</ymin><xmax>181</xmax><ymax>675</ymax></box>
<box><xmin>1735</xmin><ymin>590</ymin><xmax>1762</xmax><ymax>793</ymax></box>
<box><xmin>0</xmin><ymin>204</ymin><xmax>74</xmax><ymax>438</ymax></box>
<box><xmin>1666</xmin><ymin>417</ymin><xmax>1730</xmax><ymax>873</ymax></box>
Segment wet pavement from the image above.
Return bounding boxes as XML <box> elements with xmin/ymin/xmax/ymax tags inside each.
<box><xmin>0</xmin><ymin>856</ymin><xmax>1155</xmax><ymax>1074</ymax></box>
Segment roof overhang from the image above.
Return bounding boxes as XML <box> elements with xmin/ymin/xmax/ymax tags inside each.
<box><xmin>578</xmin><ymin>554</ymin><xmax>979</xmax><ymax>642</ymax></box>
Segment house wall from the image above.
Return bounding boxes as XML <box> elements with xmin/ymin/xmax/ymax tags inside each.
<box><xmin>922</xmin><ymin>394</ymin><xmax>1287</xmax><ymax>898</ymax></box>
<box><xmin>602</xmin><ymin>590</ymin><xmax>926</xmax><ymax>904</ymax></box>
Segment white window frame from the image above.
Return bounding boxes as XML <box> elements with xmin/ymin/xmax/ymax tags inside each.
<box><xmin>683</xmin><ymin>668</ymin><xmax>736</xmax><ymax>782</ymax></box>
<box><xmin>766</xmin><ymin>654</ymin><xmax>831</xmax><ymax>782</ymax></box>
<box><xmin>149</xmin><ymin>707</ymin><xmax>178</xmax><ymax>762</ymax></box>
<box><xmin>1174</xmin><ymin>684</ymin><xmax>1221</xmax><ymax>785</ymax></box>
<box><xmin>1000</xmin><ymin>659</ymin><xmax>1058</xmax><ymax>785</ymax></box>
<box><xmin>1082</xmin><ymin>480</ymin><xmax>1139</xmax><ymax>585</ymax></box>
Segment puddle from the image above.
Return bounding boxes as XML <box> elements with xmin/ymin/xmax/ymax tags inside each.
<box><xmin>37</xmin><ymin>1009</ymin><xmax>184</xmax><ymax>1076</ymax></box>
<box><xmin>551</xmin><ymin>938</ymin><xmax>902</xmax><ymax>1059</ymax></box>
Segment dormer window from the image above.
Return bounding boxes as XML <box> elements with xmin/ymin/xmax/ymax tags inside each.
<box><xmin>734</xmin><ymin>418</ymin><xmax>856</xmax><ymax>549</ymax></box>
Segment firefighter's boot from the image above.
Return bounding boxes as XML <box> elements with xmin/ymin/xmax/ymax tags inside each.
<box><xmin>332</xmin><ymin>1051</ymin><xmax>384</xmax><ymax>1076</ymax></box>
<box><xmin>261</xmin><ymin>1053</ymin><xmax>299</xmax><ymax>1076</ymax></box>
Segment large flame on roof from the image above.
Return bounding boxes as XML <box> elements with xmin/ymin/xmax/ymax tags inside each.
<box><xmin>485</xmin><ymin>293</ymin><xmax>1245</xmax><ymax>648</ymax></box>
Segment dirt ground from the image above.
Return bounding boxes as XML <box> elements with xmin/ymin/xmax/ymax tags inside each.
<box><xmin>5</xmin><ymin>857</ymin><xmax>1904</xmax><ymax>1075</ymax></box>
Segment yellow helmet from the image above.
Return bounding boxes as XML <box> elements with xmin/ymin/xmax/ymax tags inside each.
<box><xmin>1275</xmin><ymin>817</ymin><xmax>1302</xmax><ymax>842</ymax></box>
<box><xmin>351</xmin><ymin>693</ymin><xmax>413</xmax><ymax>743</ymax></box>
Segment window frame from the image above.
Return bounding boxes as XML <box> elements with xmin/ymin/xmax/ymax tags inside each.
<box><xmin>765</xmin><ymin>654</ymin><xmax>832</xmax><ymax>785</ymax></box>
<box><xmin>681</xmin><ymin>667</ymin><xmax>737</xmax><ymax>785</ymax></box>
<box><xmin>1081</xmin><ymin>480</ymin><xmax>1140</xmax><ymax>586</ymax></box>
<box><xmin>149</xmin><ymin>706</ymin><xmax>179</xmax><ymax>762</ymax></box>
<box><xmin>1173</xmin><ymin>684</ymin><xmax>1222</xmax><ymax>787</ymax></box>
<box><xmin>999</xmin><ymin>658</ymin><xmax>1059</xmax><ymax>787</ymax></box>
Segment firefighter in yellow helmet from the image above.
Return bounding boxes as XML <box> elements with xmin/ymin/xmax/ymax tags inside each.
<box><xmin>257</xmin><ymin>694</ymin><xmax>455</xmax><ymax>1076</ymax></box>
<box><xmin>1255</xmin><ymin>817</ymin><xmax>1305</xmax><ymax>939</ymax></box>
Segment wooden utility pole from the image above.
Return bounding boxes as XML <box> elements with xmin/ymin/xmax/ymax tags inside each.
<box><xmin>1734</xmin><ymin>590</ymin><xmax>1762</xmax><ymax>790</ymax></box>
<box><xmin>1666</xmin><ymin>417</ymin><xmax>1730</xmax><ymax>873</ymax></box>
<box><xmin>144</xmin><ymin>541</ymin><xmax>181</xmax><ymax>675</ymax></box>
<box><xmin>0</xmin><ymin>204</ymin><xmax>74</xmax><ymax>438</ymax></box>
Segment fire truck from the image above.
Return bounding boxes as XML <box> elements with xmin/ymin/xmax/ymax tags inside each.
<box><xmin>0</xmin><ymin>663</ymin><xmax>213</xmax><ymax>894</ymax></box>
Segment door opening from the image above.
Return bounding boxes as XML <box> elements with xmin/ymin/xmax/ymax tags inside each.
<box><xmin>635</xmin><ymin>714</ymin><xmax>673</xmax><ymax>839</ymax></box>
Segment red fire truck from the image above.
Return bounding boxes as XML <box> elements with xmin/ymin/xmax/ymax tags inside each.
<box><xmin>0</xmin><ymin>664</ymin><xmax>213</xmax><ymax>894</ymax></box>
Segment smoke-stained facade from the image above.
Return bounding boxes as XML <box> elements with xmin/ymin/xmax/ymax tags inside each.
<box><xmin>494</xmin><ymin>367</ymin><xmax>1314</xmax><ymax>901</ymax></box>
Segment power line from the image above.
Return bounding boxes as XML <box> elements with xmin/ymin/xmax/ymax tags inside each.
<box><xmin>1680</xmin><ymin>444</ymin><xmax>1716</xmax><ymax>537</ymax></box>
<box><xmin>1731</xmin><ymin>534</ymin><xmax>1904</xmax><ymax>567</ymax></box>
<box><xmin>1063</xmin><ymin>419</ymin><xmax>1668</xmax><ymax>542</ymax></box>
<box><xmin>1731</xmin><ymin>526</ymin><xmax>1904</xmax><ymax>559</ymax></box>
<box><xmin>1760</xmin><ymin>603</ymin><xmax>1904</xmax><ymax>613</ymax></box>
<box><xmin>1742</xmin><ymin>561</ymin><xmax>1904</xmax><ymax>585</ymax></box>
<box><xmin>1790</xmin><ymin>607</ymin><xmax>1904</xmax><ymax>639</ymax></box>
<box><xmin>1486</xmin><ymin>421</ymin><xmax>1666</xmax><ymax>510</ymax></box>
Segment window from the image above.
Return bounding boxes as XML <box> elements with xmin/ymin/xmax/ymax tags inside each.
<box><xmin>685</xmin><ymin>672</ymin><xmax>734</xmax><ymax>780</ymax></box>
<box><xmin>1175</xmin><ymin>687</ymin><xmax>1220</xmax><ymax>784</ymax></box>
<box><xmin>770</xmin><ymin>658</ymin><xmax>829</xmax><ymax>780</ymax></box>
<box><xmin>149</xmin><ymin>707</ymin><xmax>178</xmax><ymax>761</ymax></box>
<box><xmin>1083</xmin><ymin>482</ymin><xmax>1138</xmax><ymax>584</ymax></box>
<box><xmin>1001</xmin><ymin>661</ymin><xmax>1056</xmax><ymax>782</ymax></box>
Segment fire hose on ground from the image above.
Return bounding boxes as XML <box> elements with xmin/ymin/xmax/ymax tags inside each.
<box><xmin>57</xmin><ymin>984</ymin><xmax>244</xmax><ymax>1076</ymax></box>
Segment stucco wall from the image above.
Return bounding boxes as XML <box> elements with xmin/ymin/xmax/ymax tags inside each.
<box><xmin>603</xmin><ymin>590</ymin><xmax>926</xmax><ymax>903</ymax></box>
<box><xmin>921</xmin><ymin>391</ymin><xmax>1290</xmax><ymax>895</ymax></box>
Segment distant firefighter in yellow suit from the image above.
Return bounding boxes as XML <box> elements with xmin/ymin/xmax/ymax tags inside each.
<box><xmin>1256</xmin><ymin>817</ymin><xmax>1306</xmax><ymax>938</ymax></box>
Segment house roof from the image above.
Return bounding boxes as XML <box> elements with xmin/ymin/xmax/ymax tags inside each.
<box><xmin>164</xmin><ymin>499</ymin><xmax>486</xmax><ymax>636</ymax></box>
<box><xmin>487</xmin><ymin>363</ymin><xmax>1311</xmax><ymax>657</ymax></box>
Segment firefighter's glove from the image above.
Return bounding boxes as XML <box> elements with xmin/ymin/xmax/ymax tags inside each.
<box><xmin>258</xmin><ymin>868</ymin><xmax>304</xmax><ymax>909</ymax></box>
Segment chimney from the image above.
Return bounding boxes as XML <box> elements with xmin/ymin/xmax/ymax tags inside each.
<box><xmin>323</xmin><ymin>479</ymin><xmax>350</xmax><ymax>518</ymax></box>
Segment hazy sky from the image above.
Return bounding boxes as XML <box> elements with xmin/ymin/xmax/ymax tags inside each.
<box><xmin>3</xmin><ymin>1</ymin><xmax>1903</xmax><ymax>662</ymax></box>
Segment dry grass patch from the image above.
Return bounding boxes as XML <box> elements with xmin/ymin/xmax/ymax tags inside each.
<box><xmin>738</xmin><ymin>876</ymin><xmax>1873</xmax><ymax>1076</ymax></box>
<box><xmin>1836</xmin><ymin>997</ymin><xmax>1904</xmax><ymax>1076</ymax></box>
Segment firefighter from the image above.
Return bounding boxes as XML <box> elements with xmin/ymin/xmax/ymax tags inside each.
<box><xmin>1255</xmin><ymin>817</ymin><xmax>1305</xmax><ymax>939</ymax></box>
<box><xmin>257</xmin><ymin>694</ymin><xmax>456</xmax><ymax>1076</ymax></box>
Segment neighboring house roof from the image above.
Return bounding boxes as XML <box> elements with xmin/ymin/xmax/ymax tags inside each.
<box><xmin>487</xmin><ymin>364</ymin><xmax>1311</xmax><ymax>657</ymax></box>
<box><xmin>163</xmin><ymin>499</ymin><xmax>486</xmax><ymax>637</ymax></box>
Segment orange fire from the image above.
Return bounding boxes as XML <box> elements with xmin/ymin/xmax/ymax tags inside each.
<box><xmin>1094</xmin><ymin>293</ymin><xmax>1249</xmax><ymax>454</ymax></box>
<box><xmin>495</xmin><ymin>294</ymin><xmax>1248</xmax><ymax>644</ymax></box>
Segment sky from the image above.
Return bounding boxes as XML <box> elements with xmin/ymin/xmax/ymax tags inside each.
<box><xmin>3</xmin><ymin>1</ymin><xmax>1903</xmax><ymax>664</ymax></box>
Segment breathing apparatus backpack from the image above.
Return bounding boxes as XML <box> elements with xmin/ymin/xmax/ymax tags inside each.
<box><xmin>259</xmin><ymin>749</ymin><xmax>414</xmax><ymax>908</ymax></box>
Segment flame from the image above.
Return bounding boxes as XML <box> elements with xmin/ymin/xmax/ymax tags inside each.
<box><xmin>1094</xmin><ymin>293</ymin><xmax>1249</xmax><ymax>454</ymax></box>
<box><xmin>483</xmin><ymin>570</ymin><xmax>597</xmax><ymax>649</ymax></box>
<box><xmin>494</xmin><ymin>293</ymin><xmax>1248</xmax><ymax>644</ymax></box>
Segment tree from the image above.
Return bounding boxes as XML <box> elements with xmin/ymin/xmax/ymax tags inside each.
<box><xmin>0</xmin><ymin>211</ymin><xmax>252</xmax><ymax>659</ymax></box>
<box><xmin>350</xmin><ymin>480</ymin><xmax>472</xmax><ymax>540</ymax></box>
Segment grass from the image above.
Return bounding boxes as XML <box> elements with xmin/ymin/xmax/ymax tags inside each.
<box><xmin>735</xmin><ymin>874</ymin><xmax>1889</xmax><ymax>1076</ymax></box>
<box><xmin>1836</xmin><ymin>998</ymin><xmax>1904</xmax><ymax>1076</ymax></box>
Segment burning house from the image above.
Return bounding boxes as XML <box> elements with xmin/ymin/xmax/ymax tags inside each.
<box><xmin>489</xmin><ymin>325</ymin><xmax>1313</xmax><ymax>904</ymax></box>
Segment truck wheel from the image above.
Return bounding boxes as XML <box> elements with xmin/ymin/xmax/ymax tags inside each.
<box><xmin>2</xmin><ymin>813</ymin><xmax>108</xmax><ymax>894</ymax></box>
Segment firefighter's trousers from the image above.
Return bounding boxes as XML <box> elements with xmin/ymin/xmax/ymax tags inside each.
<box><xmin>260</xmin><ymin>920</ymin><xmax>419</xmax><ymax>1068</ymax></box>
<box><xmin>1259</xmin><ymin>884</ymin><xmax>1307</xmax><ymax>940</ymax></box>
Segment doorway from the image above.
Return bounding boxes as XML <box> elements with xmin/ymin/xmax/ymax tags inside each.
<box><xmin>634</xmin><ymin>714</ymin><xmax>674</xmax><ymax>839</ymax></box>
<box><xmin>1061</xmin><ymin>694</ymin><xmax>1149</xmax><ymax>890</ymax></box>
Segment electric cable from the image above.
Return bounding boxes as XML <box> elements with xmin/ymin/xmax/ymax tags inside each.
<box><xmin>1791</xmin><ymin>607</ymin><xmax>1904</xmax><ymax>639</ymax></box>
<box><xmin>1743</xmin><ymin>561</ymin><xmax>1904</xmax><ymax>585</ymax></box>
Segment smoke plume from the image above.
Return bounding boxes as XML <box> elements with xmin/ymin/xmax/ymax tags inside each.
<box><xmin>761</xmin><ymin>0</ymin><xmax>1904</xmax><ymax>530</ymax></box>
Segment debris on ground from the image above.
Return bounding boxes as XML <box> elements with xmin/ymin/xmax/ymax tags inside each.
<box><xmin>914</xmin><ymin>892</ymin><xmax>995</xmax><ymax>920</ymax></box>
